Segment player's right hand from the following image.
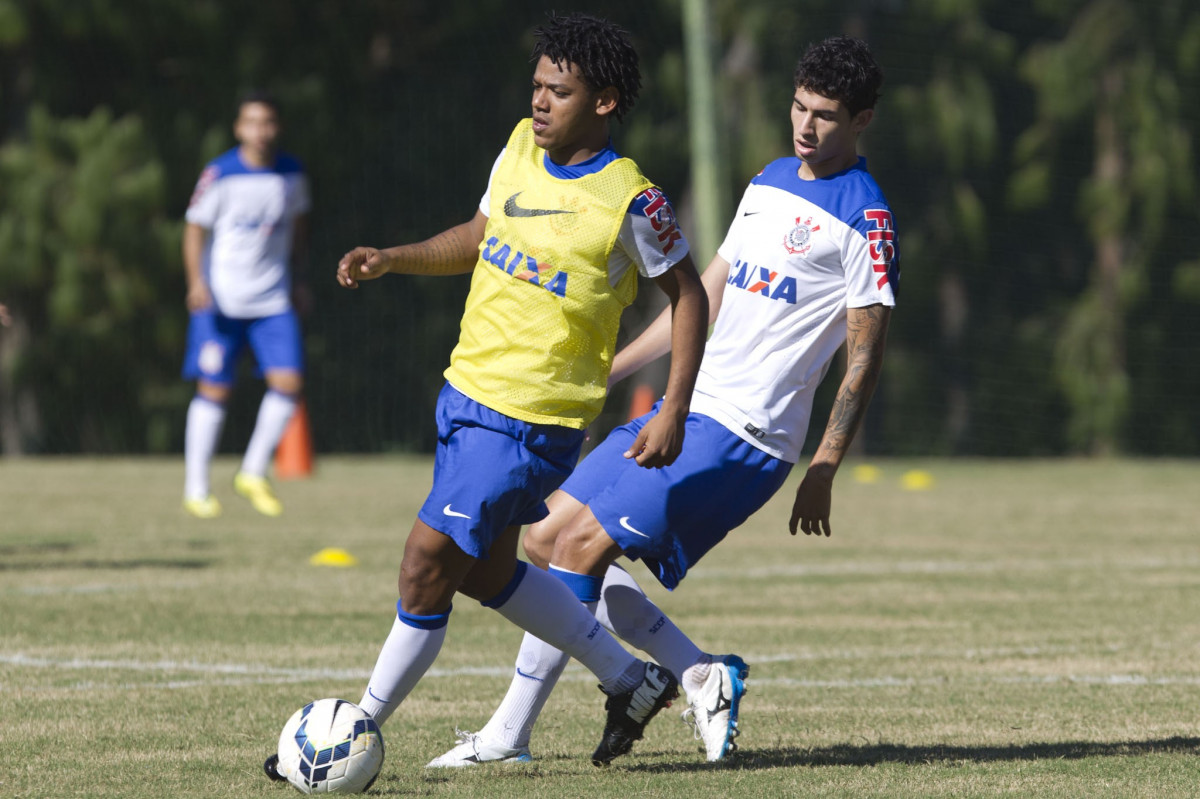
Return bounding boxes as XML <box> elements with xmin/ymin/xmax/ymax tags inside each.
<box><xmin>186</xmin><ymin>282</ymin><xmax>212</xmax><ymax>312</ymax></box>
<box><xmin>337</xmin><ymin>247</ymin><xmax>392</xmax><ymax>288</ymax></box>
<box><xmin>789</xmin><ymin>464</ymin><xmax>834</xmax><ymax>537</ymax></box>
<box><xmin>623</xmin><ymin>405</ymin><xmax>686</xmax><ymax>469</ymax></box>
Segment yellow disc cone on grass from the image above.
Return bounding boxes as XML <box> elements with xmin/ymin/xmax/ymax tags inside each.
<box><xmin>900</xmin><ymin>469</ymin><xmax>935</xmax><ymax>491</ymax></box>
<box><xmin>309</xmin><ymin>547</ymin><xmax>359</xmax><ymax>567</ymax></box>
<box><xmin>853</xmin><ymin>464</ymin><xmax>882</xmax><ymax>484</ymax></box>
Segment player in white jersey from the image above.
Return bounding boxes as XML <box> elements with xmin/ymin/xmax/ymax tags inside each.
<box><xmin>428</xmin><ymin>35</ymin><xmax>896</xmax><ymax>767</ymax></box>
<box><xmin>180</xmin><ymin>92</ymin><xmax>311</xmax><ymax>519</ymax></box>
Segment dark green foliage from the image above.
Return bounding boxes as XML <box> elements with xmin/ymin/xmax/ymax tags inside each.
<box><xmin>1</xmin><ymin>0</ymin><xmax>1198</xmax><ymax>455</ymax></box>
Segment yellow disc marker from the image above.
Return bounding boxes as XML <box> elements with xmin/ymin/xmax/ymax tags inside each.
<box><xmin>853</xmin><ymin>464</ymin><xmax>882</xmax><ymax>484</ymax></box>
<box><xmin>900</xmin><ymin>470</ymin><xmax>935</xmax><ymax>491</ymax></box>
<box><xmin>309</xmin><ymin>547</ymin><xmax>360</xmax><ymax>567</ymax></box>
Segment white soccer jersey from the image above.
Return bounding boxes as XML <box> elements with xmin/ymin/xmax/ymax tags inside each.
<box><xmin>185</xmin><ymin>148</ymin><xmax>311</xmax><ymax>319</ymax></box>
<box><xmin>690</xmin><ymin>156</ymin><xmax>899</xmax><ymax>463</ymax></box>
<box><xmin>478</xmin><ymin>147</ymin><xmax>689</xmax><ymax>283</ymax></box>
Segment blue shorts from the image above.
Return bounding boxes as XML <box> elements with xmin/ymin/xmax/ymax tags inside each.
<box><xmin>561</xmin><ymin>403</ymin><xmax>793</xmax><ymax>590</ymax></box>
<box><xmin>182</xmin><ymin>309</ymin><xmax>304</xmax><ymax>385</ymax></box>
<box><xmin>418</xmin><ymin>383</ymin><xmax>586</xmax><ymax>560</ymax></box>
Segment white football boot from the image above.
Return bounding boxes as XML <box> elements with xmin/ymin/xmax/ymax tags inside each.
<box><xmin>426</xmin><ymin>729</ymin><xmax>532</xmax><ymax>768</ymax></box>
<box><xmin>682</xmin><ymin>654</ymin><xmax>749</xmax><ymax>761</ymax></box>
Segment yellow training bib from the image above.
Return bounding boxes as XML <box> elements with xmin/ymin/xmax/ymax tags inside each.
<box><xmin>444</xmin><ymin>119</ymin><xmax>653</xmax><ymax>429</ymax></box>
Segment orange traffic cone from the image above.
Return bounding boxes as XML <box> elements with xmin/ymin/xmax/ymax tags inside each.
<box><xmin>275</xmin><ymin>398</ymin><xmax>314</xmax><ymax>479</ymax></box>
<box><xmin>627</xmin><ymin>383</ymin><xmax>657</xmax><ymax>421</ymax></box>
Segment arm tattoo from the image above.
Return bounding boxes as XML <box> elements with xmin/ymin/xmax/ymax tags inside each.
<box><xmin>821</xmin><ymin>304</ymin><xmax>890</xmax><ymax>458</ymax></box>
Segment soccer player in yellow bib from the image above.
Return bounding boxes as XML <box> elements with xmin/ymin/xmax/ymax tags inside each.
<box><xmin>264</xmin><ymin>14</ymin><xmax>708</xmax><ymax>779</ymax></box>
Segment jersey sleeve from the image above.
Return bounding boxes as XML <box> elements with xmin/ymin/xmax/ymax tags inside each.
<box><xmin>185</xmin><ymin>164</ymin><xmax>221</xmax><ymax>227</ymax></box>
<box><xmin>615</xmin><ymin>186</ymin><xmax>690</xmax><ymax>278</ymax></box>
<box><xmin>844</xmin><ymin>202</ymin><xmax>899</xmax><ymax>308</ymax></box>
<box><xmin>715</xmin><ymin>180</ymin><xmax>754</xmax><ymax>263</ymax></box>
<box><xmin>477</xmin><ymin>150</ymin><xmax>506</xmax><ymax>218</ymax></box>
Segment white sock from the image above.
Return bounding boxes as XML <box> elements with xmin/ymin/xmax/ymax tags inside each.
<box><xmin>595</xmin><ymin>564</ymin><xmax>710</xmax><ymax>696</ymax></box>
<box><xmin>358</xmin><ymin>609</ymin><xmax>448</xmax><ymax>726</ymax></box>
<box><xmin>477</xmin><ymin>564</ymin><xmax>708</xmax><ymax>751</ymax></box>
<box><xmin>478</xmin><ymin>632</ymin><xmax>569</xmax><ymax>749</ymax></box>
<box><xmin>490</xmin><ymin>564</ymin><xmax>642</xmax><ymax>693</ymax></box>
<box><xmin>184</xmin><ymin>396</ymin><xmax>226</xmax><ymax>499</ymax></box>
<box><xmin>240</xmin><ymin>390</ymin><xmax>297</xmax><ymax>476</ymax></box>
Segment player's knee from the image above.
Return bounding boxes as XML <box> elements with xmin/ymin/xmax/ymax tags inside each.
<box><xmin>397</xmin><ymin>562</ymin><xmax>453</xmax><ymax>615</ymax></box>
<box><xmin>266</xmin><ymin>370</ymin><xmax>303</xmax><ymax>396</ymax></box>
<box><xmin>523</xmin><ymin>519</ymin><xmax>557</xmax><ymax>567</ymax></box>
<box><xmin>196</xmin><ymin>382</ymin><xmax>231</xmax><ymax>404</ymax></box>
<box><xmin>553</xmin><ymin>518</ymin><xmax>591</xmax><ymax>552</ymax></box>
<box><xmin>397</xmin><ymin>548</ymin><xmax>454</xmax><ymax>613</ymax></box>
<box><xmin>551</xmin><ymin>512</ymin><xmax>620</xmax><ymax>572</ymax></box>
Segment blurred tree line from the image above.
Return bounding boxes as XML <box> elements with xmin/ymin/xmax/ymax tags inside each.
<box><xmin>0</xmin><ymin>0</ymin><xmax>1197</xmax><ymax>457</ymax></box>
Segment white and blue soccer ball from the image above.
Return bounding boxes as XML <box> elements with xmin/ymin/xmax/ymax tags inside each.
<box><xmin>276</xmin><ymin>699</ymin><xmax>385</xmax><ymax>794</ymax></box>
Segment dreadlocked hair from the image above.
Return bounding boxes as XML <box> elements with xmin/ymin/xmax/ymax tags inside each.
<box><xmin>793</xmin><ymin>35</ymin><xmax>883</xmax><ymax>117</ymax></box>
<box><xmin>531</xmin><ymin>12</ymin><xmax>641</xmax><ymax>122</ymax></box>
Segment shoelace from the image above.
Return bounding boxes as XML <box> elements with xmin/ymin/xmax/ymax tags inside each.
<box><xmin>450</xmin><ymin>728</ymin><xmax>479</xmax><ymax>747</ymax></box>
<box><xmin>681</xmin><ymin>703</ymin><xmax>739</xmax><ymax>752</ymax></box>
<box><xmin>680</xmin><ymin>706</ymin><xmax>704</xmax><ymax>740</ymax></box>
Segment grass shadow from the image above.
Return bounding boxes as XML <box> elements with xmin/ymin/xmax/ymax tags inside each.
<box><xmin>628</xmin><ymin>736</ymin><xmax>1200</xmax><ymax>773</ymax></box>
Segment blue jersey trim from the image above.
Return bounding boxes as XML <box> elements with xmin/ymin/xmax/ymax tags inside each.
<box><xmin>751</xmin><ymin>155</ymin><xmax>900</xmax><ymax>296</ymax></box>
<box><xmin>207</xmin><ymin>147</ymin><xmax>305</xmax><ymax>179</ymax></box>
<box><xmin>752</xmin><ymin>156</ymin><xmax>886</xmax><ymax>227</ymax></box>
<box><xmin>537</xmin><ymin>141</ymin><xmax>662</xmax><ymax>216</ymax></box>
<box><xmin>541</xmin><ymin>141</ymin><xmax>619</xmax><ymax>179</ymax></box>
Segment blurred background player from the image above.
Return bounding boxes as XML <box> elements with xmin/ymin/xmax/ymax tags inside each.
<box><xmin>427</xmin><ymin>35</ymin><xmax>897</xmax><ymax>767</ymax></box>
<box><xmin>180</xmin><ymin>91</ymin><xmax>311</xmax><ymax>519</ymax></box>
<box><xmin>264</xmin><ymin>13</ymin><xmax>708</xmax><ymax>779</ymax></box>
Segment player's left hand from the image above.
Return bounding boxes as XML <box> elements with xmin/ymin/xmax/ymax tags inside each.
<box><xmin>790</xmin><ymin>464</ymin><xmax>834</xmax><ymax>537</ymax></box>
<box><xmin>623</xmin><ymin>405</ymin><xmax>686</xmax><ymax>468</ymax></box>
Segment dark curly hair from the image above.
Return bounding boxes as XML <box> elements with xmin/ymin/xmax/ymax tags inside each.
<box><xmin>530</xmin><ymin>12</ymin><xmax>641</xmax><ymax>122</ymax></box>
<box><xmin>793</xmin><ymin>36</ymin><xmax>883</xmax><ymax>117</ymax></box>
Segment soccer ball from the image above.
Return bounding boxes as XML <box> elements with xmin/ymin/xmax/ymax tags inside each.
<box><xmin>276</xmin><ymin>699</ymin><xmax>385</xmax><ymax>794</ymax></box>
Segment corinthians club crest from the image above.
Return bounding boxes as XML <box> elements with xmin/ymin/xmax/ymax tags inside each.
<box><xmin>784</xmin><ymin>216</ymin><xmax>820</xmax><ymax>255</ymax></box>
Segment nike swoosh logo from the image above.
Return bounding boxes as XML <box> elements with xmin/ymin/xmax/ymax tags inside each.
<box><xmin>619</xmin><ymin>516</ymin><xmax>651</xmax><ymax>539</ymax></box>
<box><xmin>504</xmin><ymin>192</ymin><xmax>574</xmax><ymax>218</ymax></box>
<box><xmin>516</xmin><ymin>667</ymin><xmax>546</xmax><ymax>683</ymax></box>
<box><xmin>443</xmin><ymin>504</ymin><xmax>472</xmax><ymax>519</ymax></box>
<box><xmin>742</xmin><ymin>210</ymin><xmax>762</xmax><ymax>216</ymax></box>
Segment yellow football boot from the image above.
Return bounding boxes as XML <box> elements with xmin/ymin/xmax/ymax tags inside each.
<box><xmin>234</xmin><ymin>472</ymin><xmax>283</xmax><ymax>517</ymax></box>
<box><xmin>183</xmin><ymin>495</ymin><xmax>222</xmax><ymax>519</ymax></box>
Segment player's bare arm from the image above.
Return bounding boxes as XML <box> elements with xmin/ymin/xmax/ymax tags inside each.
<box><xmin>289</xmin><ymin>213</ymin><xmax>314</xmax><ymax>315</ymax></box>
<box><xmin>608</xmin><ymin>253</ymin><xmax>729</xmax><ymax>387</ymax></box>
<box><xmin>789</xmin><ymin>302</ymin><xmax>891</xmax><ymax>537</ymax></box>
<box><xmin>622</xmin><ymin>254</ymin><xmax>708</xmax><ymax>468</ymax></box>
<box><xmin>291</xmin><ymin>213</ymin><xmax>311</xmax><ymax>270</ymax></box>
<box><xmin>182</xmin><ymin>222</ymin><xmax>212</xmax><ymax>311</ymax></box>
<box><xmin>337</xmin><ymin>210</ymin><xmax>488</xmax><ymax>288</ymax></box>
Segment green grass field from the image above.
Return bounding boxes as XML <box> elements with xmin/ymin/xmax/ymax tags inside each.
<box><xmin>2</xmin><ymin>456</ymin><xmax>1199</xmax><ymax>798</ymax></box>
